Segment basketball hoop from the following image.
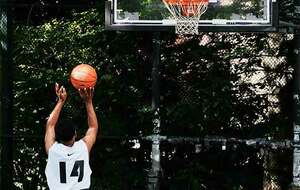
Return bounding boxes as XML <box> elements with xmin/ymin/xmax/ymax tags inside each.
<box><xmin>162</xmin><ymin>0</ymin><xmax>209</xmax><ymax>35</ymax></box>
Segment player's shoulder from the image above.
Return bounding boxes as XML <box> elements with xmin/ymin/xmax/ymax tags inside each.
<box><xmin>77</xmin><ymin>139</ymin><xmax>89</xmax><ymax>152</ymax></box>
<box><xmin>74</xmin><ymin>139</ymin><xmax>89</xmax><ymax>151</ymax></box>
<box><xmin>48</xmin><ymin>141</ymin><xmax>59</xmax><ymax>152</ymax></box>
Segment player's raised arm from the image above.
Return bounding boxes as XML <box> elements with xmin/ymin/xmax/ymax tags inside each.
<box><xmin>45</xmin><ymin>83</ymin><xmax>67</xmax><ymax>154</ymax></box>
<box><xmin>79</xmin><ymin>88</ymin><xmax>99</xmax><ymax>153</ymax></box>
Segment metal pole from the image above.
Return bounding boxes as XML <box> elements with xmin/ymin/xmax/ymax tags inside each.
<box><xmin>292</xmin><ymin>34</ymin><xmax>300</xmax><ymax>189</ymax></box>
<box><xmin>147</xmin><ymin>32</ymin><xmax>161</xmax><ymax>190</ymax></box>
<box><xmin>292</xmin><ymin>0</ymin><xmax>300</xmax><ymax>187</ymax></box>
<box><xmin>151</xmin><ymin>32</ymin><xmax>161</xmax><ymax>135</ymax></box>
<box><xmin>0</xmin><ymin>0</ymin><xmax>14</xmax><ymax>188</ymax></box>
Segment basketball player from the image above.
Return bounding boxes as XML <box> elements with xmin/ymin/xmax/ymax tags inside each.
<box><xmin>44</xmin><ymin>83</ymin><xmax>98</xmax><ymax>190</ymax></box>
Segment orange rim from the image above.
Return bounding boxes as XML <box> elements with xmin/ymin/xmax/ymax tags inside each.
<box><xmin>164</xmin><ymin>0</ymin><xmax>208</xmax><ymax>16</ymax></box>
<box><xmin>164</xmin><ymin>0</ymin><xmax>208</xmax><ymax>5</ymax></box>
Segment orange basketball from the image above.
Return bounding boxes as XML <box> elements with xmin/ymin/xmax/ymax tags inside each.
<box><xmin>70</xmin><ymin>64</ymin><xmax>97</xmax><ymax>89</ymax></box>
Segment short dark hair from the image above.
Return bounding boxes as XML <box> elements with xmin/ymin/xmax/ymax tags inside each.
<box><xmin>55</xmin><ymin>119</ymin><xmax>77</xmax><ymax>142</ymax></box>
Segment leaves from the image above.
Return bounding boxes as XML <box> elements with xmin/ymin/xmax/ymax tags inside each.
<box><xmin>10</xmin><ymin>1</ymin><xmax>295</xmax><ymax>189</ymax></box>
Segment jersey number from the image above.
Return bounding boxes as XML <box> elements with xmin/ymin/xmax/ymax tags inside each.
<box><xmin>59</xmin><ymin>160</ymin><xmax>84</xmax><ymax>183</ymax></box>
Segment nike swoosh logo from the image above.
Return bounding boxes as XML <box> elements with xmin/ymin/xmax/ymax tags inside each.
<box><xmin>67</xmin><ymin>153</ymin><xmax>74</xmax><ymax>156</ymax></box>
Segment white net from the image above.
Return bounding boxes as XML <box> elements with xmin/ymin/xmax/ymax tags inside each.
<box><xmin>162</xmin><ymin>0</ymin><xmax>208</xmax><ymax>35</ymax></box>
<box><xmin>176</xmin><ymin>19</ymin><xmax>200</xmax><ymax>35</ymax></box>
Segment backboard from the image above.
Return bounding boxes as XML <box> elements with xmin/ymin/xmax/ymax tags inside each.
<box><xmin>105</xmin><ymin>0</ymin><xmax>278</xmax><ymax>32</ymax></box>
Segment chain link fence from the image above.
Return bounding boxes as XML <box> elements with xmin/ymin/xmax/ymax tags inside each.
<box><xmin>0</xmin><ymin>0</ymin><xmax>298</xmax><ymax>189</ymax></box>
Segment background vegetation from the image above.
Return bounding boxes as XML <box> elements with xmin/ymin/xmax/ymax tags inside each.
<box><xmin>0</xmin><ymin>0</ymin><xmax>297</xmax><ymax>189</ymax></box>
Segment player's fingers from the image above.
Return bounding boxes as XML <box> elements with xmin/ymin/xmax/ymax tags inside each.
<box><xmin>78</xmin><ymin>88</ymin><xmax>83</xmax><ymax>96</ymax></box>
<box><xmin>87</xmin><ymin>87</ymin><xmax>90</xmax><ymax>96</ymax></box>
<box><xmin>88</xmin><ymin>87</ymin><xmax>93</xmax><ymax>96</ymax></box>
<box><xmin>84</xmin><ymin>88</ymin><xmax>88</xmax><ymax>96</ymax></box>
<box><xmin>55</xmin><ymin>83</ymin><xmax>59</xmax><ymax>94</ymax></box>
<box><xmin>64</xmin><ymin>88</ymin><xmax>67</xmax><ymax>97</ymax></box>
<box><xmin>59</xmin><ymin>86</ymin><xmax>64</xmax><ymax>94</ymax></box>
<box><xmin>62</xmin><ymin>87</ymin><xmax>66</xmax><ymax>94</ymax></box>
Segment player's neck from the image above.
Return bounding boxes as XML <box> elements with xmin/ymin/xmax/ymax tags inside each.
<box><xmin>62</xmin><ymin>140</ymin><xmax>75</xmax><ymax>147</ymax></box>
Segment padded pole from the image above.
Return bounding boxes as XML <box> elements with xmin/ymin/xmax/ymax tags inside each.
<box><xmin>147</xmin><ymin>32</ymin><xmax>161</xmax><ymax>190</ymax></box>
<box><xmin>0</xmin><ymin>0</ymin><xmax>14</xmax><ymax>188</ymax></box>
<box><xmin>151</xmin><ymin>32</ymin><xmax>161</xmax><ymax>135</ymax></box>
<box><xmin>292</xmin><ymin>0</ymin><xmax>300</xmax><ymax>188</ymax></box>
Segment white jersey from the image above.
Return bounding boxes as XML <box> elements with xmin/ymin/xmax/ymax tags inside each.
<box><xmin>45</xmin><ymin>140</ymin><xmax>92</xmax><ymax>190</ymax></box>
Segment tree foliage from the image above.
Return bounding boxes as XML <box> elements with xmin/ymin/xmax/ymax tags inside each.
<box><xmin>8</xmin><ymin>0</ymin><xmax>295</xmax><ymax>189</ymax></box>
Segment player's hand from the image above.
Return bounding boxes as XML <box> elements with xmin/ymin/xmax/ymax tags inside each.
<box><xmin>78</xmin><ymin>87</ymin><xmax>94</xmax><ymax>103</ymax></box>
<box><xmin>55</xmin><ymin>83</ymin><xmax>67</xmax><ymax>103</ymax></box>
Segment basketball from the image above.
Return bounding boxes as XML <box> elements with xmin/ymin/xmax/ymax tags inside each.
<box><xmin>70</xmin><ymin>64</ymin><xmax>97</xmax><ymax>89</ymax></box>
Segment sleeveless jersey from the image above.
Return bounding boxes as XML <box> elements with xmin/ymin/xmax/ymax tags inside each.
<box><xmin>45</xmin><ymin>140</ymin><xmax>92</xmax><ymax>190</ymax></box>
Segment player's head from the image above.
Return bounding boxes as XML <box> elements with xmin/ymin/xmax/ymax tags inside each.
<box><xmin>55</xmin><ymin>119</ymin><xmax>77</xmax><ymax>143</ymax></box>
